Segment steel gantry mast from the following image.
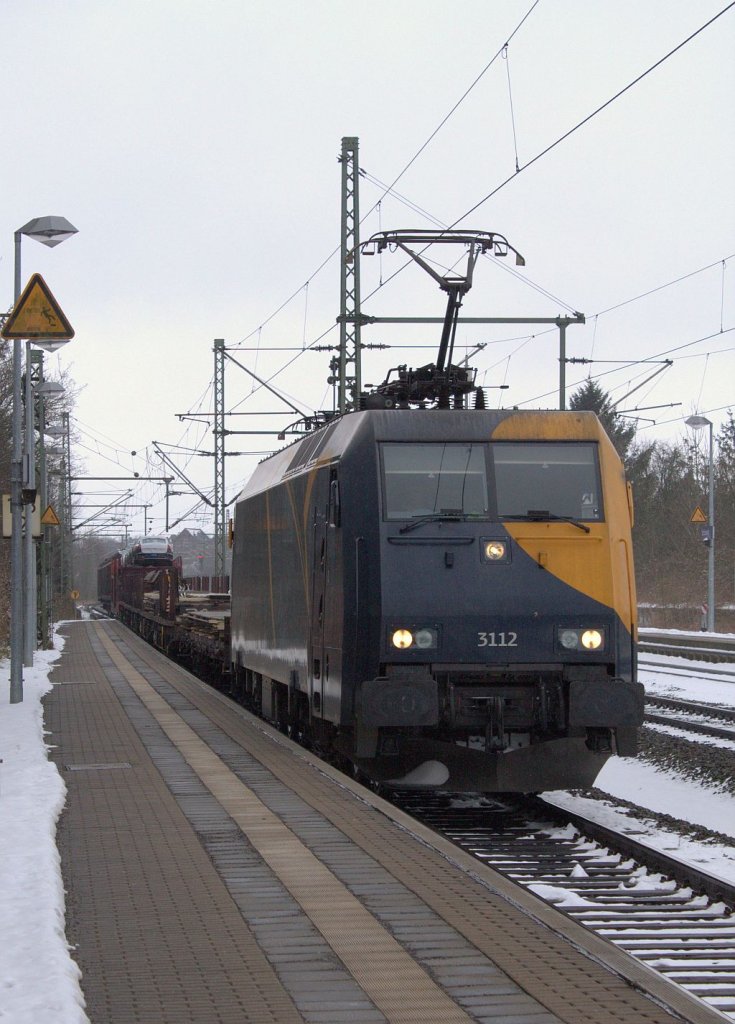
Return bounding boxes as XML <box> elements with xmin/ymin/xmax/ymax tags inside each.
<box><xmin>61</xmin><ymin>411</ymin><xmax>73</xmax><ymax>595</ymax></box>
<box><xmin>338</xmin><ymin>136</ymin><xmax>362</xmax><ymax>413</ymax></box>
<box><xmin>213</xmin><ymin>338</ymin><xmax>226</xmax><ymax>580</ymax></box>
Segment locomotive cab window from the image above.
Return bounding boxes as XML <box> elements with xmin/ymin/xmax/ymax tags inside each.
<box><xmin>493</xmin><ymin>442</ymin><xmax>602</xmax><ymax>521</ymax></box>
<box><xmin>381</xmin><ymin>443</ymin><xmax>489</xmax><ymax>520</ymax></box>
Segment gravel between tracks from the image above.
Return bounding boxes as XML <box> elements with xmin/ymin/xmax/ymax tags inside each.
<box><xmin>640</xmin><ymin>724</ymin><xmax>735</xmax><ymax>795</ymax></box>
<box><xmin>582</xmin><ymin>785</ymin><xmax>735</xmax><ymax>846</ymax></box>
<box><xmin>571</xmin><ymin>725</ymin><xmax>735</xmax><ymax>848</ymax></box>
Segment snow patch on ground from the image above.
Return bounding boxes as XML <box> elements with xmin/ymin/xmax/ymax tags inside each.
<box><xmin>527</xmin><ymin>882</ymin><xmax>598</xmax><ymax>906</ymax></box>
<box><xmin>0</xmin><ymin>629</ymin><xmax>89</xmax><ymax>1024</ymax></box>
<box><xmin>594</xmin><ymin>756</ymin><xmax>735</xmax><ymax>834</ymax></box>
<box><xmin>544</xmin><ymin>763</ymin><xmax>735</xmax><ymax>887</ymax></box>
<box><xmin>542</xmin><ymin>657</ymin><xmax>735</xmax><ymax>887</ymax></box>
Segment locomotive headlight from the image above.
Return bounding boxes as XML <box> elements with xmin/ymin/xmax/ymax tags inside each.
<box><xmin>483</xmin><ymin>540</ymin><xmax>507</xmax><ymax>561</ymax></box>
<box><xmin>559</xmin><ymin>629</ymin><xmax>580</xmax><ymax>650</ymax></box>
<box><xmin>414</xmin><ymin>628</ymin><xmax>437</xmax><ymax>649</ymax></box>
<box><xmin>390</xmin><ymin>627</ymin><xmax>438</xmax><ymax>651</ymax></box>
<box><xmin>392</xmin><ymin>629</ymin><xmax>414</xmax><ymax>649</ymax></box>
<box><xmin>557</xmin><ymin>627</ymin><xmax>606</xmax><ymax>651</ymax></box>
<box><xmin>581</xmin><ymin>629</ymin><xmax>603</xmax><ymax>650</ymax></box>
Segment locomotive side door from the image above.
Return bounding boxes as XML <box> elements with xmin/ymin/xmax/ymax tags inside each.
<box><xmin>309</xmin><ymin>465</ymin><xmax>341</xmax><ymax>722</ymax></box>
<box><xmin>309</xmin><ymin>490</ymin><xmax>328</xmax><ymax>720</ymax></box>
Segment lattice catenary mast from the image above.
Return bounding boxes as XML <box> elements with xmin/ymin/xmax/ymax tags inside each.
<box><xmin>337</xmin><ymin>136</ymin><xmax>362</xmax><ymax>413</ymax></box>
<box><xmin>213</xmin><ymin>338</ymin><xmax>226</xmax><ymax>578</ymax></box>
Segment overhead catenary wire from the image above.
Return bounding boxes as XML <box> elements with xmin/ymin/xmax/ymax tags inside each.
<box><xmin>144</xmin><ymin>6</ymin><xmax>733</xmax><ymax>532</ymax></box>
<box><xmin>302</xmin><ymin>282</ymin><xmax>309</xmax><ymax>350</ymax></box>
<box><xmin>231</xmin><ymin>0</ymin><xmax>544</xmax><ymax>350</ymax></box>
<box><xmin>74</xmin><ymin>377</ymin><xmax>216</xmax><ymax>534</ymax></box>
<box><xmin>230</xmin><ymin>253</ymin><xmax>731</xmax><ymax>423</ymax></box>
<box><xmin>653</xmin><ymin>401</ymin><xmax>734</xmax><ymax>429</ymax></box>
<box><xmin>369</xmin><ymin>0</ymin><xmax>542</xmax><ymax>204</ymax></box>
<box><xmin>114</xmin><ymin>243</ymin><xmax>733</xmax><ymax>536</ymax></box>
<box><xmin>225</xmin><ymin>5</ymin><xmax>733</xmax><ymax>407</ymax></box>
<box><xmin>696</xmin><ymin>353</ymin><xmax>710</xmax><ymax>411</ymax></box>
<box><xmin>721</xmin><ymin>259</ymin><xmax>727</xmax><ymax>333</ymax></box>
<box><xmin>595</xmin><ymin>254</ymin><xmax>734</xmax><ymax>318</ymax></box>
<box><xmin>451</xmin><ymin>2</ymin><xmax>735</xmax><ymax>227</ymax></box>
<box><xmin>476</xmin><ymin>256</ymin><xmax>733</xmax><ymax>385</ymax></box>
<box><xmin>359</xmin><ymin>169</ymin><xmax>580</xmax><ymax>313</ymax></box>
<box><xmin>502</xmin><ymin>44</ymin><xmax>521</xmax><ymax>173</ymax></box>
<box><xmin>516</xmin><ymin>326</ymin><xmax>735</xmax><ymax>409</ymax></box>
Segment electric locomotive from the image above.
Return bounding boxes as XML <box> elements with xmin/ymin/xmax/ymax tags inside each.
<box><xmin>230</xmin><ymin>404</ymin><xmax>641</xmax><ymax>791</ymax></box>
<box><xmin>229</xmin><ymin>230</ymin><xmax>642</xmax><ymax>791</ymax></box>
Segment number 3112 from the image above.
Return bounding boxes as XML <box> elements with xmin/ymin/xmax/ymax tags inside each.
<box><xmin>477</xmin><ymin>631</ymin><xmax>518</xmax><ymax>647</ymax></box>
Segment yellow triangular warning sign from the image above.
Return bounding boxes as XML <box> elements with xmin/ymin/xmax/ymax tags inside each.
<box><xmin>41</xmin><ymin>504</ymin><xmax>61</xmax><ymax>526</ymax></box>
<box><xmin>690</xmin><ymin>506</ymin><xmax>707</xmax><ymax>523</ymax></box>
<box><xmin>0</xmin><ymin>274</ymin><xmax>74</xmax><ymax>340</ymax></box>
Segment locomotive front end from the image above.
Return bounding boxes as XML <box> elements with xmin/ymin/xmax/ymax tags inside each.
<box><xmin>355</xmin><ymin>409</ymin><xmax>643</xmax><ymax>792</ymax></box>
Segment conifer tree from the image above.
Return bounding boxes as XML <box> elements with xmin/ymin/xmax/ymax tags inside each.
<box><xmin>568</xmin><ymin>378</ymin><xmax>636</xmax><ymax>460</ymax></box>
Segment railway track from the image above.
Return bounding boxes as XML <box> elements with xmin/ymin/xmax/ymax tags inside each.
<box><xmin>391</xmin><ymin>789</ymin><xmax>735</xmax><ymax>1019</ymax></box>
<box><xmin>640</xmin><ymin>659</ymin><xmax>735</xmax><ymax>686</ymax></box>
<box><xmin>645</xmin><ymin>695</ymin><xmax>735</xmax><ymax>741</ymax></box>
<box><xmin>639</xmin><ymin>629</ymin><xmax>735</xmax><ymax>664</ymax></box>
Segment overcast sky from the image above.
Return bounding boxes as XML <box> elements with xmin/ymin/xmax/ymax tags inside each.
<box><xmin>2</xmin><ymin>1</ymin><xmax>733</xmax><ymax>540</ymax></box>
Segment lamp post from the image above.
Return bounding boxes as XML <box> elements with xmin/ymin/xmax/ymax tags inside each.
<box><xmin>9</xmin><ymin>216</ymin><xmax>77</xmax><ymax>700</ymax></box>
<box><xmin>685</xmin><ymin>415</ymin><xmax>715</xmax><ymax>632</ymax></box>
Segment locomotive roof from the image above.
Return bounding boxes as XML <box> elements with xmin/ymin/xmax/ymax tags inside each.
<box><xmin>234</xmin><ymin>407</ymin><xmax>605</xmax><ymax>503</ymax></box>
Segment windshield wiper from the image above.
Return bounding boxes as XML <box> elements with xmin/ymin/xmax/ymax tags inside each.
<box><xmin>399</xmin><ymin>509</ymin><xmax>469</xmax><ymax>534</ymax></box>
<box><xmin>498</xmin><ymin>510</ymin><xmax>591</xmax><ymax>533</ymax></box>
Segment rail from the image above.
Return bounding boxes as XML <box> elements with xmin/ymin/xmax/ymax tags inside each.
<box><xmin>393</xmin><ymin>789</ymin><xmax>735</xmax><ymax>1017</ymax></box>
<box><xmin>638</xmin><ymin>628</ymin><xmax>735</xmax><ymax>663</ymax></box>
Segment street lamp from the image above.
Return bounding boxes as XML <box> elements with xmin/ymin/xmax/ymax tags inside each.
<box><xmin>9</xmin><ymin>215</ymin><xmax>77</xmax><ymax>700</ymax></box>
<box><xmin>685</xmin><ymin>415</ymin><xmax>715</xmax><ymax>632</ymax></box>
<box><xmin>36</xmin><ymin>380</ymin><xmax>65</xmax><ymax>396</ymax></box>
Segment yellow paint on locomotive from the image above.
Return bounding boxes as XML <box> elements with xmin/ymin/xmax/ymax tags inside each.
<box><xmin>492</xmin><ymin>411</ymin><xmax>637</xmax><ymax>637</ymax></box>
<box><xmin>283</xmin><ymin>478</ymin><xmax>310</xmax><ymax>609</ymax></box>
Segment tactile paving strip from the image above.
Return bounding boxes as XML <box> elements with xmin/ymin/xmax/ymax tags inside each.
<box><xmin>89</xmin><ymin>633</ymin><xmax>390</xmax><ymax>1023</ymax></box>
<box><xmin>46</xmin><ymin>625</ymin><xmax>305</xmax><ymax>1024</ymax></box>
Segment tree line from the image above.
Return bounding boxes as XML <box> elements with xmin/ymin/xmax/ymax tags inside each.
<box><xmin>0</xmin><ymin>341</ymin><xmax>77</xmax><ymax>650</ymax></box>
<box><xmin>570</xmin><ymin>379</ymin><xmax>734</xmax><ymax>621</ymax></box>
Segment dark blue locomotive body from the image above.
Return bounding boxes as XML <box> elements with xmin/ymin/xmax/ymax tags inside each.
<box><xmin>230</xmin><ymin>407</ymin><xmax>643</xmax><ymax>792</ymax></box>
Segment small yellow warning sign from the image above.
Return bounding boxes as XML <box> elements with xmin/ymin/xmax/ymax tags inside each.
<box><xmin>41</xmin><ymin>504</ymin><xmax>61</xmax><ymax>526</ymax></box>
<box><xmin>690</xmin><ymin>506</ymin><xmax>707</xmax><ymax>523</ymax></box>
<box><xmin>0</xmin><ymin>273</ymin><xmax>74</xmax><ymax>340</ymax></box>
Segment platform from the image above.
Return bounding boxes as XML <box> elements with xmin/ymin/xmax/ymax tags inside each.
<box><xmin>43</xmin><ymin>619</ymin><xmax>724</xmax><ymax>1024</ymax></box>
